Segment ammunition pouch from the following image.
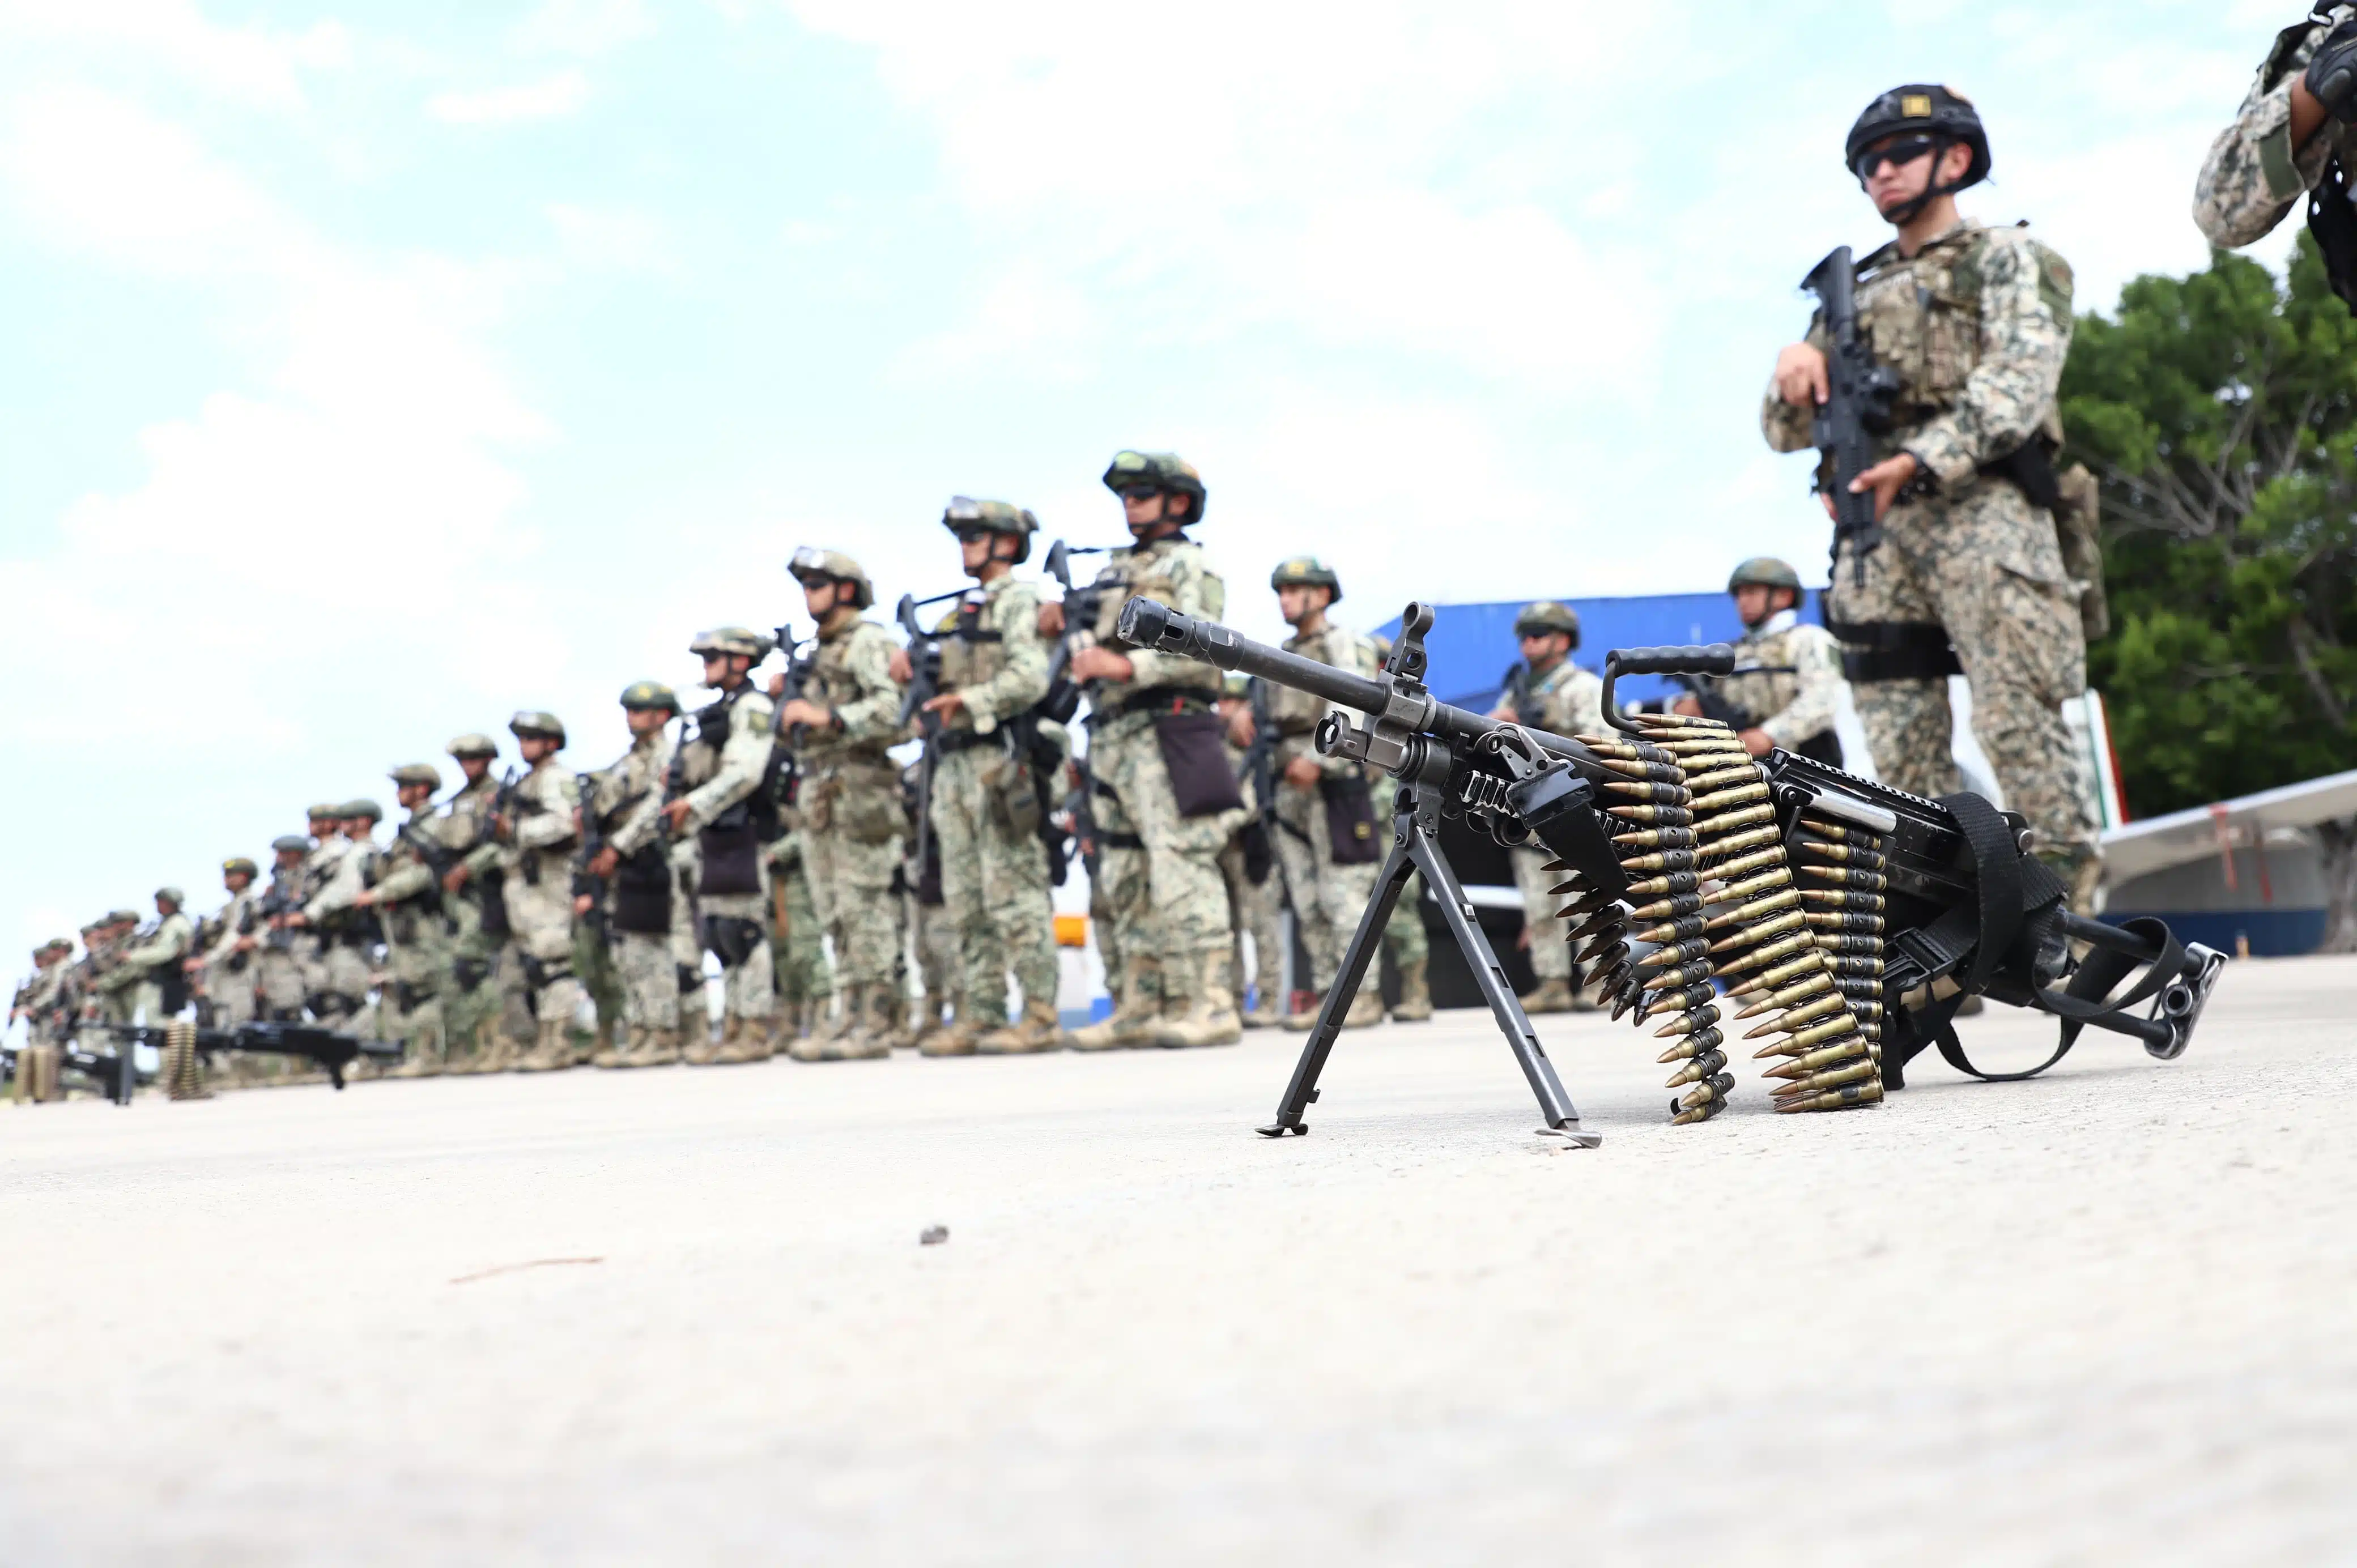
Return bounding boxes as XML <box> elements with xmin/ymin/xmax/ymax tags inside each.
<box><xmin>1317</xmin><ymin>773</ymin><xmax>1384</xmax><ymax>864</ymax></box>
<box><xmin>1152</xmin><ymin>710</ymin><xmax>1248</xmax><ymax>817</ymax></box>
<box><xmin>1239</xmin><ymin>818</ymin><xmax>1275</xmax><ymax>886</ymax></box>
<box><xmin>701</xmin><ymin>914</ymin><xmax>765</xmax><ymax>969</ymax></box>
<box><xmin>518</xmin><ymin>955</ymin><xmax>573</xmax><ymax>994</ymax></box>
<box><xmin>612</xmin><ymin>845</ymin><xmax>672</xmax><ymax>935</ymax></box>
<box><xmin>677</xmin><ymin>962</ymin><xmax>705</xmax><ymax>996</ymax></box>
<box><xmin>452</xmin><ymin>958</ymin><xmax>492</xmax><ymax>995</ymax></box>
<box><xmin>1827</xmin><ymin>617</ymin><xmax>1963</xmax><ymax>684</ymax></box>
<box><xmin>697</xmin><ymin>823</ymin><xmax>763</xmax><ymax>897</ymax></box>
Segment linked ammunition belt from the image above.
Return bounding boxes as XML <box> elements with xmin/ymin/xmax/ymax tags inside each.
<box><xmin>1826</xmin><ymin>617</ymin><xmax>1963</xmax><ymax>683</ymax></box>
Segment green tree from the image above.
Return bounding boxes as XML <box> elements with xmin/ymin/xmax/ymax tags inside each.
<box><xmin>2059</xmin><ymin>236</ymin><xmax>2357</xmax><ymax>947</ymax></box>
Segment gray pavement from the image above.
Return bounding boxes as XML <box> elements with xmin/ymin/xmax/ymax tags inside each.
<box><xmin>5</xmin><ymin>955</ymin><xmax>2355</xmax><ymax>1565</ymax></box>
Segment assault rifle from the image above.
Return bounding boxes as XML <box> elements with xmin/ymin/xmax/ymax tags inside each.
<box><xmin>896</xmin><ymin>589</ymin><xmax>961</xmax><ymax>887</ymax></box>
<box><xmin>1039</xmin><ymin>539</ymin><xmax>1114</xmax><ymax>725</ymax></box>
<box><xmin>1117</xmin><ymin>596</ymin><xmax>2222</xmax><ymax>1145</ymax></box>
<box><xmin>1801</xmin><ymin>245</ymin><xmax>1901</xmax><ymax>586</ymax></box>
<box><xmin>768</xmin><ymin>627</ymin><xmax>818</xmax><ymax>818</ymax></box>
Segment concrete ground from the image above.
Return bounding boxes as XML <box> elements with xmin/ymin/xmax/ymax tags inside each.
<box><xmin>4</xmin><ymin>956</ymin><xmax>2354</xmax><ymax>1566</ymax></box>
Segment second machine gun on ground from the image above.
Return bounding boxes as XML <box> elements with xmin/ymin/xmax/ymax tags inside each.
<box><xmin>1116</xmin><ymin>596</ymin><xmax>2222</xmax><ymax>1146</ymax></box>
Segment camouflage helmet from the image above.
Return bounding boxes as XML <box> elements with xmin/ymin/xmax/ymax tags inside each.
<box><xmin>40</xmin><ymin>937</ymin><xmax>73</xmax><ymax>955</ymax></box>
<box><xmin>1101</xmin><ymin>450</ymin><xmax>1208</xmax><ymax>522</ymax></box>
<box><xmin>155</xmin><ymin>886</ymin><xmax>185</xmax><ymax>908</ymax></box>
<box><xmin>222</xmin><ymin>857</ymin><xmax>259</xmax><ymax>880</ymax></box>
<box><xmin>1270</xmin><ymin>555</ymin><xmax>1342</xmax><ymax>603</ymax></box>
<box><xmin>687</xmin><ymin>627</ymin><xmax>775</xmax><ymax>662</ymax></box>
<box><xmin>271</xmin><ymin>834</ymin><xmax>313</xmax><ymax>855</ymax></box>
<box><xmin>1220</xmin><ymin>671</ymin><xmax>1252</xmax><ymax>700</ymax></box>
<box><xmin>1728</xmin><ymin>556</ymin><xmax>1803</xmax><ymax>594</ymax></box>
<box><xmin>620</xmin><ymin>679</ymin><xmax>681</xmax><ymax>714</ymax></box>
<box><xmin>786</xmin><ymin>547</ymin><xmax>877</xmax><ymax>611</ymax></box>
<box><xmin>446</xmin><ymin>732</ymin><xmax>499</xmax><ymax>761</ymax></box>
<box><xmin>306</xmin><ymin>802</ymin><xmax>341</xmax><ymax>821</ymax></box>
<box><xmin>107</xmin><ymin>907</ymin><xmax>142</xmax><ymax>926</ymax></box>
<box><xmin>942</xmin><ymin>496</ymin><xmax>1040</xmax><ymax>564</ymax></box>
<box><xmin>1513</xmin><ymin>600</ymin><xmax>1581</xmax><ymax>647</ymax></box>
<box><xmin>508</xmin><ymin>710</ymin><xmax>568</xmax><ymax>744</ymax></box>
<box><xmin>389</xmin><ymin>763</ymin><xmax>442</xmax><ymax>791</ymax></box>
<box><xmin>1847</xmin><ymin>84</ymin><xmax>1990</xmax><ymax>193</ymax></box>
<box><xmin>341</xmin><ymin>798</ymin><xmax>383</xmax><ymax>822</ymax></box>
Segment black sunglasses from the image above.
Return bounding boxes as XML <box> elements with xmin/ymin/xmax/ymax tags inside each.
<box><xmin>1853</xmin><ymin>135</ymin><xmax>1938</xmax><ymax>180</ymax></box>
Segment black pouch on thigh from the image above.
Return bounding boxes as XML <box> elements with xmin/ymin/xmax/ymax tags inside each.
<box><xmin>697</xmin><ymin>823</ymin><xmax>762</xmax><ymax>896</ymax></box>
<box><xmin>612</xmin><ymin>845</ymin><xmax>673</xmax><ymax>934</ymax></box>
<box><xmin>701</xmin><ymin>914</ymin><xmax>763</xmax><ymax>968</ymax></box>
<box><xmin>1151</xmin><ymin>710</ymin><xmax>1247</xmax><ymax>817</ymax></box>
<box><xmin>1318</xmin><ymin>773</ymin><xmax>1384</xmax><ymax>864</ymax></box>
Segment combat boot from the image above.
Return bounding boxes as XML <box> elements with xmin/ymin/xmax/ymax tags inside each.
<box><xmin>1340</xmin><ymin>986</ymin><xmax>1385</xmax><ymax>1030</ymax></box>
<box><xmin>1390</xmin><ymin>958</ymin><xmax>1433</xmax><ymax>1022</ymax></box>
<box><xmin>714</xmin><ymin>1012</ymin><xmax>774</xmax><ymax>1064</ymax></box>
<box><xmin>635</xmin><ymin>1026</ymin><xmax>682</xmax><ymax>1067</ymax></box>
<box><xmin>918</xmin><ymin>998</ymin><xmax>985</xmax><ymax>1057</ymax></box>
<box><xmin>594</xmin><ymin>1025</ymin><xmax>640</xmax><ymax>1070</ymax></box>
<box><xmin>847</xmin><ymin>988</ymin><xmax>899</xmax><ymax>1059</ymax></box>
<box><xmin>1242</xmin><ymin>991</ymin><xmax>1281</xmax><ymax>1029</ymax></box>
<box><xmin>515</xmin><ymin>1017</ymin><xmax>575</xmax><ymax>1072</ymax></box>
<box><xmin>682</xmin><ymin>1016</ymin><xmax>722</xmax><ymax>1066</ymax></box>
<box><xmin>1067</xmin><ymin>958</ymin><xmax>1160</xmax><ymax>1051</ymax></box>
<box><xmin>976</xmin><ymin>998</ymin><xmax>1063</xmax><ymax>1055</ymax></box>
<box><xmin>809</xmin><ymin>990</ymin><xmax>852</xmax><ymax>1046</ymax></box>
<box><xmin>1523</xmin><ymin>977</ymin><xmax>1574</xmax><ymax>1015</ymax></box>
<box><xmin>901</xmin><ymin>988</ymin><xmax>948</xmax><ymax>1050</ymax></box>
<box><xmin>1158</xmin><ymin>952</ymin><xmax>1244</xmax><ymax>1048</ymax></box>
<box><xmin>1280</xmin><ymin>991</ymin><xmax>1326</xmax><ymax>1030</ymax></box>
<box><xmin>478</xmin><ymin>1025</ymin><xmax>522</xmax><ymax>1073</ymax></box>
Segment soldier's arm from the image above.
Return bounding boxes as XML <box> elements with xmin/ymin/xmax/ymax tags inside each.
<box><xmin>609</xmin><ymin>743</ymin><xmax>673</xmax><ymax>855</ymax></box>
<box><xmin>682</xmin><ymin>693</ymin><xmax>775</xmax><ymax>831</ymax></box>
<box><xmin>1901</xmin><ymin>235</ymin><xmax>2071</xmax><ymax>489</ymax></box>
<box><xmin>961</xmin><ymin>583</ymin><xmax>1053</xmax><ymax>725</ymax></box>
<box><xmin>303</xmin><ymin>853</ymin><xmax>363</xmax><ymax>921</ymax></box>
<box><xmin>514</xmin><ymin>774</ymin><xmax>582</xmax><ymax>851</ymax></box>
<box><xmin>1758</xmin><ymin>630</ymin><xmax>1844</xmax><ymax>749</ymax></box>
<box><xmin>1121</xmin><ymin>552</ymin><xmax>1227</xmax><ymax>689</ymax></box>
<box><xmin>1760</xmin><ymin>317</ymin><xmax>1831</xmax><ymax>454</ymax></box>
<box><xmin>371</xmin><ymin>856</ymin><xmax>435</xmax><ymax>904</ymax></box>
<box><xmin>2195</xmin><ymin>22</ymin><xmax>2337</xmax><ymax>250</ymax></box>
<box><xmin>1552</xmin><ymin>671</ymin><xmax>1606</xmax><ymax>740</ymax></box>
<box><xmin>826</xmin><ymin>631</ymin><xmax>908</xmax><ymax>744</ymax></box>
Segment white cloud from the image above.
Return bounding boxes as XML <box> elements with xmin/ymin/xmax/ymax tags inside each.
<box><xmin>513</xmin><ymin>0</ymin><xmax>654</xmax><ymax>56</ymax></box>
<box><xmin>428</xmin><ymin>70</ymin><xmax>590</xmax><ymax>125</ymax></box>
<box><xmin>546</xmin><ymin>202</ymin><xmax>679</xmax><ymax>275</ymax></box>
<box><xmin>0</xmin><ymin>0</ymin><xmax>348</xmax><ymax>109</ymax></box>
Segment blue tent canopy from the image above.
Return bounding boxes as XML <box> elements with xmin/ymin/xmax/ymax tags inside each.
<box><xmin>1373</xmin><ymin>590</ymin><xmax>1834</xmax><ymax>711</ymax></box>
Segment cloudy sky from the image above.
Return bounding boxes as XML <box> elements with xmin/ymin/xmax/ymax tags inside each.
<box><xmin>0</xmin><ymin>0</ymin><xmax>2305</xmax><ymax>959</ymax></box>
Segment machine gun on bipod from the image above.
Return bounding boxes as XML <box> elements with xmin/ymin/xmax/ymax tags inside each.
<box><xmin>81</xmin><ymin>1019</ymin><xmax>398</xmax><ymax>1098</ymax></box>
<box><xmin>1116</xmin><ymin>596</ymin><xmax>2221</xmax><ymax>1145</ymax></box>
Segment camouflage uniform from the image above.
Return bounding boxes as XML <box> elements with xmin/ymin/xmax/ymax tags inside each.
<box><xmin>674</xmin><ymin>634</ymin><xmax>785</xmax><ymax>1062</ymax></box>
<box><xmin>792</xmin><ymin>598</ymin><xmax>908</xmax><ymax>1049</ymax></box>
<box><xmin>10</xmin><ymin>941</ymin><xmax>75</xmax><ymax>1102</ymax></box>
<box><xmin>254</xmin><ymin>842</ymin><xmax>312</xmax><ymax>1024</ymax></box>
<box><xmin>1216</xmin><ymin>691</ymin><xmax>1287</xmax><ymax>1027</ymax></box>
<box><xmin>194</xmin><ymin>866</ymin><xmax>264</xmax><ymax>1030</ymax></box>
<box><xmin>1762</xmin><ymin>220</ymin><xmax>2099</xmax><ymax>869</ymax></box>
<box><xmin>765</xmin><ymin>830</ymin><xmax>831</xmax><ymax>1036</ymax></box>
<box><xmin>1067</xmin><ymin>459</ymin><xmax>1249</xmax><ymax>1050</ymax></box>
<box><xmin>445</xmin><ymin>743</ymin><xmax>534</xmax><ymax>1064</ymax></box>
<box><xmin>594</xmin><ymin>694</ymin><xmax>684</xmax><ymax>1067</ymax></box>
<box><xmin>300</xmin><ymin>815</ymin><xmax>375</xmax><ymax>1030</ymax></box>
<box><xmin>2194</xmin><ymin>9</ymin><xmax>2357</xmax><ymax>249</ymax></box>
<box><xmin>1501</xmin><ymin>627</ymin><xmax>1605</xmax><ymax>1010</ymax></box>
<box><xmin>1691</xmin><ymin>565</ymin><xmax>1847</xmax><ymax>762</ymax></box>
<box><xmin>925</xmin><ymin>549</ymin><xmax>1063</xmax><ymax>1056</ymax></box>
<box><xmin>1269</xmin><ymin>620</ymin><xmax>1389</xmax><ymax>1029</ymax></box>
<box><xmin>107</xmin><ymin>898</ymin><xmax>194</xmax><ymax>1025</ymax></box>
<box><xmin>369</xmin><ymin>772</ymin><xmax>456</xmax><ymax>1075</ymax></box>
<box><xmin>493</xmin><ymin>714</ymin><xmax>585</xmax><ymax>1072</ymax></box>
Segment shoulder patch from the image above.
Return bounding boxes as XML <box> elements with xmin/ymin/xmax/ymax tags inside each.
<box><xmin>2026</xmin><ymin>237</ymin><xmax>2074</xmax><ymax>319</ymax></box>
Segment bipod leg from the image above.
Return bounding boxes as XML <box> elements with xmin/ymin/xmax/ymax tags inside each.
<box><xmin>1404</xmin><ymin>813</ymin><xmax>1599</xmax><ymax>1148</ymax></box>
<box><xmin>1256</xmin><ymin>834</ymin><xmax>1414</xmax><ymax>1137</ymax></box>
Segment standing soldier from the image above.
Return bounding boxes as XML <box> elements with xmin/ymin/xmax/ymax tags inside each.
<box><xmin>1059</xmin><ymin>452</ymin><xmax>1248</xmax><ymax>1051</ymax></box>
<box><xmin>1675</xmin><ymin>557</ymin><xmax>1847</xmax><ymax>765</ymax></box>
<box><xmin>490</xmin><ymin>712</ymin><xmax>584</xmax><ymax>1071</ymax></box>
<box><xmin>300</xmin><ymin>800</ymin><xmax>385</xmax><ymax>1039</ymax></box>
<box><xmin>286</xmin><ymin>804</ymin><xmax>348</xmax><ymax>1020</ymax></box>
<box><xmin>99</xmin><ymin>888</ymin><xmax>195</xmax><ymax>1025</ymax></box>
<box><xmin>358</xmin><ymin>767</ymin><xmax>454</xmax><ymax>1076</ymax></box>
<box><xmin>582</xmin><ymin>681</ymin><xmax>686</xmax><ymax>1069</ymax></box>
<box><xmin>2195</xmin><ymin>10</ymin><xmax>2357</xmax><ymax>255</ymax></box>
<box><xmin>1215</xmin><ymin>673</ymin><xmax>1285</xmax><ymax>1028</ymax></box>
<box><xmin>1489</xmin><ymin>600</ymin><xmax>1604</xmax><ymax>1012</ymax></box>
<box><xmin>256</xmin><ymin>836</ymin><xmax>312</xmax><ymax>1024</ymax></box>
<box><xmin>772</xmin><ymin>556</ymin><xmax>908</xmax><ymax>1059</ymax></box>
<box><xmin>440</xmin><ymin>735</ymin><xmax>529</xmax><ymax>1070</ymax></box>
<box><xmin>660</xmin><ymin>629</ymin><xmax>786</xmax><ymax>1064</ymax></box>
<box><xmin>767</xmin><ymin>828</ymin><xmax>832</xmax><ymax>1045</ymax></box>
<box><xmin>896</xmin><ymin>499</ymin><xmax>1063</xmax><ymax>1056</ymax></box>
<box><xmin>10</xmin><ymin>939</ymin><xmax>76</xmax><ymax>1101</ymax></box>
<box><xmin>570</xmin><ymin>761</ymin><xmax>626</xmax><ymax>1067</ymax></box>
<box><xmin>1764</xmin><ymin>86</ymin><xmax>2100</xmax><ymax>905</ymax></box>
<box><xmin>1261</xmin><ymin>557</ymin><xmax>1390</xmax><ymax>1032</ymax></box>
<box><xmin>188</xmin><ymin>857</ymin><xmax>264</xmax><ymax>1029</ymax></box>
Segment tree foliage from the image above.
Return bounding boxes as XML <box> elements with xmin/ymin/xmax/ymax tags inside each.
<box><xmin>2060</xmin><ymin>235</ymin><xmax>2357</xmax><ymax>820</ymax></box>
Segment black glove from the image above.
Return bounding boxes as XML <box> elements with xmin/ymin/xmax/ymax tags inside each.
<box><xmin>2305</xmin><ymin>18</ymin><xmax>2357</xmax><ymax>122</ymax></box>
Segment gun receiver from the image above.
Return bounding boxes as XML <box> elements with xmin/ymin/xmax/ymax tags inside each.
<box><xmin>1801</xmin><ymin>246</ymin><xmax>1901</xmax><ymax>586</ymax></box>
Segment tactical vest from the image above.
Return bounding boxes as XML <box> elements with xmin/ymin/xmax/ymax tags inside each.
<box><xmin>1271</xmin><ymin>627</ymin><xmax>1360</xmax><ymax>735</ymax></box>
<box><xmin>1094</xmin><ymin>539</ymin><xmax>1223</xmax><ymax>697</ymax></box>
<box><xmin>937</xmin><ymin>591</ymin><xmax>1006</xmax><ymax>693</ymax></box>
<box><xmin>1854</xmin><ymin>225</ymin><xmax>2068</xmax><ymax>451</ymax></box>
<box><xmin>803</xmin><ymin>623</ymin><xmax>897</xmax><ymax>763</ymax></box>
<box><xmin>686</xmin><ymin>681</ymin><xmax>783</xmax><ymax>840</ymax></box>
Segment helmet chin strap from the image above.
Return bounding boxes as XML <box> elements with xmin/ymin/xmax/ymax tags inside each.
<box><xmin>1875</xmin><ymin>135</ymin><xmax>1965</xmax><ymax>228</ymax></box>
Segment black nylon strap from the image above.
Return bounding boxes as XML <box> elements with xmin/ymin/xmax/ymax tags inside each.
<box><xmin>1919</xmin><ymin>792</ymin><xmax>2041</xmax><ymax>1081</ymax></box>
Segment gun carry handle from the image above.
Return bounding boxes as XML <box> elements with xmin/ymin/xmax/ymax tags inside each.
<box><xmin>1600</xmin><ymin>645</ymin><xmax>1737</xmax><ymax>737</ymax></box>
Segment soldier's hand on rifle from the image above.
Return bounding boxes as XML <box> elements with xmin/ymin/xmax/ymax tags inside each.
<box><xmin>1774</xmin><ymin>342</ymin><xmax>1830</xmax><ymax>407</ymax></box>
<box><xmin>1739</xmin><ymin>727</ymin><xmax>1775</xmax><ymax>759</ymax></box>
<box><xmin>278</xmin><ymin>911</ymin><xmax>308</xmax><ymax>929</ymax></box>
<box><xmin>233</xmin><ymin>934</ymin><xmax>258</xmax><ymax>954</ymax></box>
<box><xmin>573</xmin><ymin>893</ymin><xmax>594</xmax><ymax>918</ymax></box>
<box><xmin>1037</xmin><ymin>601</ymin><xmax>1066</xmax><ymax>639</ymax></box>
<box><xmin>1225</xmin><ymin>706</ymin><xmax>1256</xmax><ymax>748</ymax></box>
<box><xmin>353</xmin><ymin>888</ymin><xmax>379</xmax><ymax>909</ymax></box>
<box><xmin>778</xmin><ymin>697</ymin><xmax>832</xmax><ymax>731</ymax></box>
<box><xmin>586</xmin><ymin>845</ymin><xmax>618</xmax><ymax>880</ymax></box>
<box><xmin>1070</xmin><ymin>646</ymin><xmax>1132</xmax><ymax>683</ymax></box>
<box><xmin>921</xmin><ymin>691</ymin><xmax>967</xmax><ymax>721</ymax></box>
<box><xmin>1282</xmin><ymin>755</ymin><xmax>1322</xmax><ymax>790</ymax></box>
<box><xmin>442</xmin><ymin>864</ymin><xmax>470</xmax><ymax>893</ymax></box>
<box><xmin>766</xmin><ymin>671</ymin><xmax>787</xmax><ymax>698</ymax></box>
<box><xmin>887</xmin><ymin>647</ymin><xmax>913</xmax><ymax>683</ymax></box>
<box><xmin>660</xmin><ymin>798</ymin><xmax>696</xmax><ymax>833</ymax></box>
<box><xmin>1848</xmin><ymin>450</ymin><xmax>1918</xmax><ymax>521</ymax></box>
